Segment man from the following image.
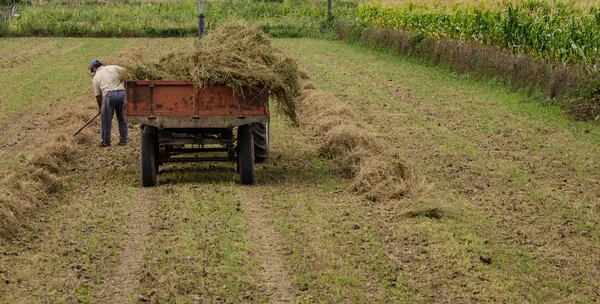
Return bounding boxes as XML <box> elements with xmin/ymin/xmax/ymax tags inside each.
<box><xmin>90</xmin><ymin>60</ymin><xmax>128</xmax><ymax>147</ymax></box>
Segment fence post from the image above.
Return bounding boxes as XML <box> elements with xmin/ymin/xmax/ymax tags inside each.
<box><xmin>198</xmin><ymin>0</ymin><xmax>205</xmax><ymax>39</ymax></box>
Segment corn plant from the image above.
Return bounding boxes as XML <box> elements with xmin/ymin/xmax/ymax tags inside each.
<box><xmin>356</xmin><ymin>0</ymin><xmax>600</xmax><ymax>65</ymax></box>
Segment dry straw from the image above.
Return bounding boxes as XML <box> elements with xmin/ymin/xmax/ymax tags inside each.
<box><xmin>297</xmin><ymin>80</ymin><xmax>425</xmax><ymax>201</ymax></box>
<box><xmin>350</xmin><ymin>154</ymin><xmax>425</xmax><ymax>200</ymax></box>
<box><xmin>120</xmin><ymin>21</ymin><xmax>301</xmax><ymax>123</ymax></box>
<box><xmin>298</xmin><ymin>90</ymin><xmax>358</xmax><ymax>135</ymax></box>
<box><xmin>0</xmin><ymin>116</ymin><xmax>81</xmax><ymax>237</ymax></box>
<box><xmin>319</xmin><ymin>124</ymin><xmax>381</xmax><ymax>159</ymax></box>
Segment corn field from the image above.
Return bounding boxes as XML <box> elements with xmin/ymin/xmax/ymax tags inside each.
<box><xmin>378</xmin><ymin>0</ymin><xmax>600</xmax><ymax>13</ymax></box>
<box><xmin>356</xmin><ymin>0</ymin><xmax>600</xmax><ymax>65</ymax></box>
<box><xmin>4</xmin><ymin>0</ymin><xmax>599</xmax><ymax>67</ymax></box>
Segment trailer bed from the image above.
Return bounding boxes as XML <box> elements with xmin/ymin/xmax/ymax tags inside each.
<box><xmin>124</xmin><ymin>80</ymin><xmax>270</xmax><ymax>186</ymax></box>
<box><xmin>125</xmin><ymin>81</ymin><xmax>269</xmax><ymax>129</ymax></box>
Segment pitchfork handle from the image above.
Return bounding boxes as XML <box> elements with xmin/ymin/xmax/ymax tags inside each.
<box><xmin>73</xmin><ymin>113</ymin><xmax>100</xmax><ymax>137</ymax></box>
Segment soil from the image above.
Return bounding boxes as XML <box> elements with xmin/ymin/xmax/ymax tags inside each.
<box><xmin>239</xmin><ymin>191</ymin><xmax>296</xmax><ymax>303</ymax></box>
<box><xmin>98</xmin><ymin>190</ymin><xmax>153</xmax><ymax>303</ymax></box>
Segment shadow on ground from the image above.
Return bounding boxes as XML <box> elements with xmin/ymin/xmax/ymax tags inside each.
<box><xmin>153</xmin><ymin>150</ymin><xmax>339</xmax><ymax>187</ymax></box>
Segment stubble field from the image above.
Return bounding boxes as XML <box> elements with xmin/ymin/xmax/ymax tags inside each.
<box><xmin>0</xmin><ymin>37</ymin><xmax>599</xmax><ymax>303</ymax></box>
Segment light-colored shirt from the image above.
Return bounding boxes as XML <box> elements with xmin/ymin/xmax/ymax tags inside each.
<box><xmin>93</xmin><ymin>65</ymin><xmax>125</xmax><ymax>97</ymax></box>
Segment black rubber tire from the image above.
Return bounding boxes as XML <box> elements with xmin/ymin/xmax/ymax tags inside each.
<box><xmin>237</xmin><ymin>125</ymin><xmax>255</xmax><ymax>185</ymax></box>
<box><xmin>252</xmin><ymin>122</ymin><xmax>269</xmax><ymax>163</ymax></box>
<box><xmin>154</xmin><ymin>136</ymin><xmax>161</xmax><ymax>175</ymax></box>
<box><xmin>141</xmin><ymin>125</ymin><xmax>157</xmax><ymax>187</ymax></box>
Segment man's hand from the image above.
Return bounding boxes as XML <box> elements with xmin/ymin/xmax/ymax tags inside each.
<box><xmin>96</xmin><ymin>95</ymin><xmax>102</xmax><ymax>115</ymax></box>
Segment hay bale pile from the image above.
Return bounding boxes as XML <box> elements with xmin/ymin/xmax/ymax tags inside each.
<box><xmin>0</xmin><ymin>134</ymin><xmax>77</xmax><ymax>236</ymax></box>
<box><xmin>120</xmin><ymin>22</ymin><xmax>300</xmax><ymax>123</ymax></box>
<box><xmin>297</xmin><ymin>76</ymin><xmax>426</xmax><ymax>201</ymax></box>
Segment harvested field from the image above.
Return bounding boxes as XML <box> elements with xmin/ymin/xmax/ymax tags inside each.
<box><xmin>278</xmin><ymin>38</ymin><xmax>600</xmax><ymax>302</ymax></box>
<box><xmin>296</xmin><ymin>84</ymin><xmax>425</xmax><ymax>200</ymax></box>
<box><xmin>0</xmin><ymin>36</ymin><xmax>599</xmax><ymax>303</ymax></box>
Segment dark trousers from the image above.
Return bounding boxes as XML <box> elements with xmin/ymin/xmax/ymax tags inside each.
<box><xmin>101</xmin><ymin>90</ymin><xmax>128</xmax><ymax>146</ymax></box>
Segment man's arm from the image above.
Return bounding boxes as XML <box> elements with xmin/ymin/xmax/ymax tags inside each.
<box><xmin>96</xmin><ymin>95</ymin><xmax>102</xmax><ymax>114</ymax></box>
<box><xmin>93</xmin><ymin>76</ymin><xmax>102</xmax><ymax>114</ymax></box>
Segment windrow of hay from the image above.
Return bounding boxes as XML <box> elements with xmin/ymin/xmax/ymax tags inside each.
<box><xmin>298</xmin><ymin>90</ymin><xmax>358</xmax><ymax>135</ymax></box>
<box><xmin>0</xmin><ymin>115</ymin><xmax>84</xmax><ymax>237</ymax></box>
<box><xmin>119</xmin><ymin>21</ymin><xmax>301</xmax><ymax>124</ymax></box>
<box><xmin>296</xmin><ymin>79</ymin><xmax>426</xmax><ymax>201</ymax></box>
<box><xmin>319</xmin><ymin>124</ymin><xmax>381</xmax><ymax>159</ymax></box>
<box><xmin>0</xmin><ymin>44</ymin><xmax>164</xmax><ymax>238</ymax></box>
<box><xmin>28</xmin><ymin>135</ymin><xmax>77</xmax><ymax>174</ymax></box>
<box><xmin>350</xmin><ymin>155</ymin><xmax>423</xmax><ymax>201</ymax></box>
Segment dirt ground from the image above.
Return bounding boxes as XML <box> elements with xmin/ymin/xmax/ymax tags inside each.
<box><xmin>0</xmin><ymin>38</ymin><xmax>599</xmax><ymax>303</ymax></box>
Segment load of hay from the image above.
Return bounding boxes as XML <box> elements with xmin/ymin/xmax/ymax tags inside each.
<box><xmin>119</xmin><ymin>22</ymin><xmax>300</xmax><ymax>123</ymax></box>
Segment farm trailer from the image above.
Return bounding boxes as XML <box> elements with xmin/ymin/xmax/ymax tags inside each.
<box><xmin>124</xmin><ymin>80</ymin><xmax>270</xmax><ymax>187</ymax></box>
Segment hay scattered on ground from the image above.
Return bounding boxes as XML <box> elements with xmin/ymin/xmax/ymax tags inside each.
<box><xmin>350</xmin><ymin>155</ymin><xmax>425</xmax><ymax>201</ymax></box>
<box><xmin>298</xmin><ymin>90</ymin><xmax>359</xmax><ymax>135</ymax></box>
<box><xmin>314</xmin><ymin>116</ymin><xmax>356</xmax><ymax>135</ymax></box>
<box><xmin>303</xmin><ymin>82</ymin><xmax>315</xmax><ymax>90</ymax></box>
<box><xmin>297</xmin><ymin>79</ymin><xmax>425</xmax><ymax>201</ymax></box>
<box><xmin>0</xmin><ymin>114</ymin><xmax>84</xmax><ymax>237</ymax></box>
<box><xmin>120</xmin><ymin>21</ymin><xmax>301</xmax><ymax>123</ymax></box>
<box><xmin>0</xmin><ymin>45</ymin><xmax>152</xmax><ymax>238</ymax></box>
<box><xmin>298</xmin><ymin>70</ymin><xmax>310</xmax><ymax>80</ymax></box>
<box><xmin>50</xmin><ymin>108</ymin><xmax>92</xmax><ymax>128</ymax></box>
<box><xmin>28</xmin><ymin>135</ymin><xmax>76</xmax><ymax>174</ymax></box>
<box><xmin>319</xmin><ymin>124</ymin><xmax>381</xmax><ymax>159</ymax></box>
<box><xmin>333</xmin><ymin>146</ymin><xmax>373</xmax><ymax>177</ymax></box>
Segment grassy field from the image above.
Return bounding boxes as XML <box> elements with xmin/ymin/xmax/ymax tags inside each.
<box><xmin>0</xmin><ymin>37</ymin><xmax>599</xmax><ymax>302</ymax></box>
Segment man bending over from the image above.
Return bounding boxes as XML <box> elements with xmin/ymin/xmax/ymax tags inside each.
<box><xmin>90</xmin><ymin>60</ymin><xmax>128</xmax><ymax>147</ymax></box>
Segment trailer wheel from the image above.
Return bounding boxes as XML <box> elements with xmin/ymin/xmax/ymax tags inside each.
<box><xmin>252</xmin><ymin>122</ymin><xmax>269</xmax><ymax>163</ymax></box>
<box><xmin>155</xmin><ymin>136</ymin><xmax>161</xmax><ymax>175</ymax></box>
<box><xmin>141</xmin><ymin>125</ymin><xmax>157</xmax><ymax>187</ymax></box>
<box><xmin>238</xmin><ymin>125</ymin><xmax>255</xmax><ymax>185</ymax></box>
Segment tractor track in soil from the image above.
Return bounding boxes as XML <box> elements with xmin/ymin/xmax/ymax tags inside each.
<box><xmin>238</xmin><ymin>191</ymin><xmax>296</xmax><ymax>303</ymax></box>
<box><xmin>96</xmin><ymin>188</ymin><xmax>154</xmax><ymax>303</ymax></box>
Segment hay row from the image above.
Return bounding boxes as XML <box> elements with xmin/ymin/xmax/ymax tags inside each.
<box><xmin>119</xmin><ymin>21</ymin><xmax>301</xmax><ymax>124</ymax></box>
<box><xmin>297</xmin><ymin>77</ymin><xmax>426</xmax><ymax>201</ymax></box>
<box><xmin>0</xmin><ymin>112</ymin><xmax>87</xmax><ymax>238</ymax></box>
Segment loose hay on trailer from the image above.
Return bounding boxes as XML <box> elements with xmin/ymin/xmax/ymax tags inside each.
<box><xmin>121</xmin><ymin>22</ymin><xmax>300</xmax><ymax>186</ymax></box>
<box><xmin>120</xmin><ymin>21</ymin><xmax>300</xmax><ymax>124</ymax></box>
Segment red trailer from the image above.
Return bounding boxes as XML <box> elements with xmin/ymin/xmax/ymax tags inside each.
<box><xmin>125</xmin><ymin>80</ymin><xmax>270</xmax><ymax>187</ymax></box>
